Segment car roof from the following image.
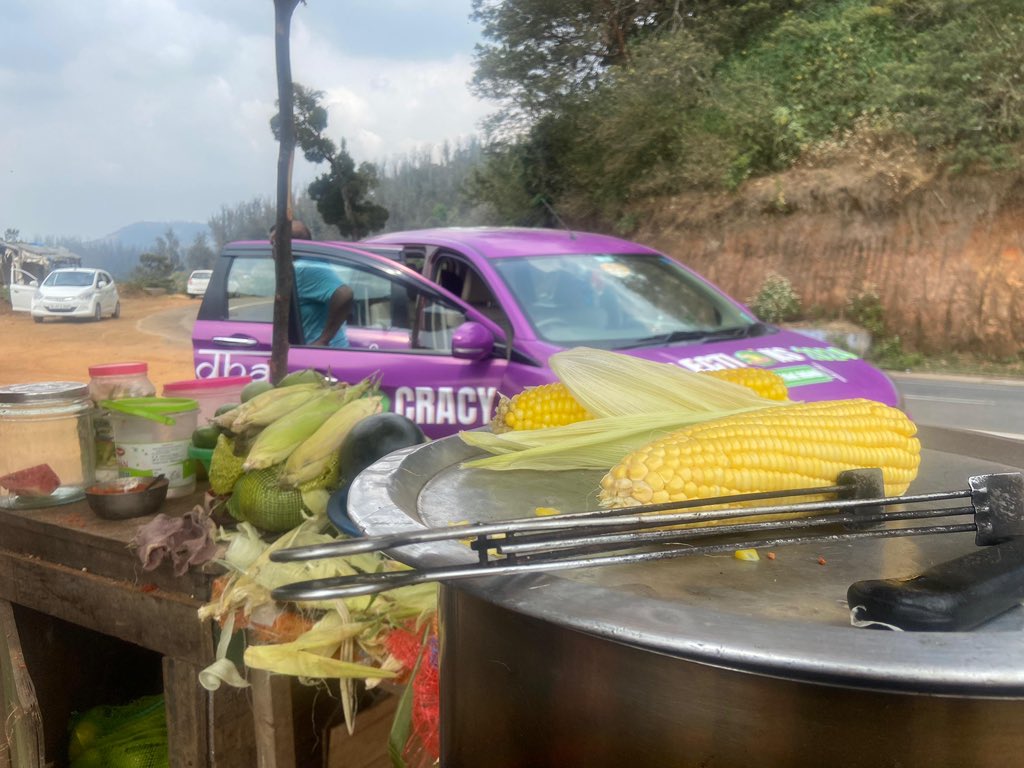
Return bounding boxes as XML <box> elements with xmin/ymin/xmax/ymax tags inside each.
<box><xmin>365</xmin><ymin>227</ymin><xmax>663</xmax><ymax>260</ymax></box>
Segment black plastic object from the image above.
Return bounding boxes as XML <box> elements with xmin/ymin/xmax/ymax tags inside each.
<box><xmin>326</xmin><ymin>484</ymin><xmax>361</xmax><ymax>537</ymax></box>
<box><xmin>847</xmin><ymin>537</ymin><xmax>1024</xmax><ymax>631</ymax></box>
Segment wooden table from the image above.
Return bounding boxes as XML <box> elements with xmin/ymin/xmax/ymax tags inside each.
<box><xmin>0</xmin><ymin>488</ymin><xmax>343</xmax><ymax>768</ymax></box>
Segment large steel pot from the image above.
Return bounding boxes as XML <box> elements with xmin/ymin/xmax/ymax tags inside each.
<box><xmin>348</xmin><ymin>426</ymin><xmax>1024</xmax><ymax>767</ymax></box>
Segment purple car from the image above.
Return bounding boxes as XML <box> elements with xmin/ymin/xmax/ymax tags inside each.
<box><xmin>192</xmin><ymin>227</ymin><xmax>899</xmax><ymax>438</ymax></box>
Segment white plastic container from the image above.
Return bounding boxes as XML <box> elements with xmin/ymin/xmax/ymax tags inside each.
<box><xmin>103</xmin><ymin>397</ymin><xmax>199</xmax><ymax>498</ymax></box>
<box><xmin>161</xmin><ymin>375</ymin><xmax>251</xmax><ymax>425</ymax></box>
<box><xmin>88</xmin><ymin>361</ymin><xmax>156</xmax><ymax>482</ymax></box>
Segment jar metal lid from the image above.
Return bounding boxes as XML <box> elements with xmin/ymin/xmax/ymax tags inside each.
<box><xmin>88</xmin><ymin>362</ymin><xmax>150</xmax><ymax>377</ymax></box>
<box><xmin>0</xmin><ymin>382</ymin><xmax>91</xmax><ymax>403</ymax></box>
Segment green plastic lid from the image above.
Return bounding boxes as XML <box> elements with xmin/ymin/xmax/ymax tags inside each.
<box><xmin>102</xmin><ymin>397</ymin><xmax>199</xmax><ymax>425</ymax></box>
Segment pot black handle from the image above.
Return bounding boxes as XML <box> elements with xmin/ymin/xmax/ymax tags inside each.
<box><xmin>846</xmin><ymin>537</ymin><xmax>1024</xmax><ymax>631</ymax></box>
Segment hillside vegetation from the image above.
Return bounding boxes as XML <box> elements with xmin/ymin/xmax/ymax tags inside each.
<box><xmin>470</xmin><ymin>0</ymin><xmax>1024</xmax><ymax>222</ymax></box>
<box><xmin>457</xmin><ymin>0</ymin><xmax>1024</xmax><ymax>359</ymax></box>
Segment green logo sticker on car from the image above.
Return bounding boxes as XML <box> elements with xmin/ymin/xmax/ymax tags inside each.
<box><xmin>772</xmin><ymin>365</ymin><xmax>836</xmax><ymax>387</ymax></box>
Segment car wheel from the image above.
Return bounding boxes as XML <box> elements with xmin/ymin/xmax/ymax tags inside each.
<box><xmin>33</xmin><ymin>316</ymin><xmax>43</xmax><ymax>324</ymax></box>
<box><xmin>94</xmin><ymin>303</ymin><xmax>102</xmax><ymax>322</ymax></box>
<box><xmin>112</xmin><ymin>301</ymin><xmax>121</xmax><ymax>319</ymax></box>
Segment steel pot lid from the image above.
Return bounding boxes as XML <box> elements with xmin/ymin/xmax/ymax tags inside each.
<box><xmin>347</xmin><ymin>425</ymin><xmax>1024</xmax><ymax>697</ymax></box>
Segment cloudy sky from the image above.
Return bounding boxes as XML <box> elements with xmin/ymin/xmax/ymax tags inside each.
<box><xmin>1</xmin><ymin>0</ymin><xmax>492</xmax><ymax>241</ymax></box>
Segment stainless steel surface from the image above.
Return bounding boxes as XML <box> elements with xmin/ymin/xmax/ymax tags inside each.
<box><xmin>273</xmin><ymin>468</ymin><xmax>1024</xmax><ymax>599</ymax></box>
<box><xmin>440</xmin><ymin>586</ymin><xmax>1024</xmax><ymax>768</ymax></box>
<box><xmin>347</xmin><ymin>425</ymin><xmax>1024</xmax><ymax>693</ymax></box>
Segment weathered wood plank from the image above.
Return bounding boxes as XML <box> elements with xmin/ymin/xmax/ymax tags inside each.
<box><xmin>326</xmin><ymin>693</ymin><xmax>396</xmax><ymax>768</ymax></box>
<box><xmin>0</xmin><ymin>600</ymin><xmax>43</xmax><ymax>768</ymax></box>
<box><xmin>0</xmin><ymin>547</ymin><xmax>214</xmax><ymax>666</ymax></box>
<box><xmin>0</xmin><ymin>497</ymin><xmax>215</xmax><ymax>597</ymax></box>
<box><xmin>251</xmin><ymin>669</ymin><xmax>297</xmax><ymax>768</ymax></box>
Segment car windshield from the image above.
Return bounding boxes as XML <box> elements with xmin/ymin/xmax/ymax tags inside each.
<box><xmin>191</xmin><ymin>271</ymin><xmax>212</xmax><ymax>279</ymax></box>
<box><xmin>43</xmin><ymin>271</ymin><xmax>94</xmax><ymax>288</ymax></box>
<box><xmin>491</xmin><ymin>253</ymin><xmax>757</xmax><ymax>348</ymax></box>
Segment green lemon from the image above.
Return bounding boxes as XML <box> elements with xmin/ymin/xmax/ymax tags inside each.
<box><xmin>191</xmin><ymin>426</ymin><xmax>220</xmax><ymax>450</ymax></box>
<box><xmin>214</xmin><ymin>402</ymin><xmax>240</xmax><ymax>417</ymax></box>
<box><xmin>241</xmin><ymin>380</ymin><xmax>274</xmax><ymax>402</ymax></box>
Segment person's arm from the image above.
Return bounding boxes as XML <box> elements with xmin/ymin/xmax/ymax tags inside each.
<box><xmin>311</xmin><ymin>284</ymin><xmax>354</xmax><ymax>346</ymax></box>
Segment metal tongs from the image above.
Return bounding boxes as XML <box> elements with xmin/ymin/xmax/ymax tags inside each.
<box><xmin>270</xmin><ymin>470</ymin><xmax>1024</xmax><ymax>619</ymax></box>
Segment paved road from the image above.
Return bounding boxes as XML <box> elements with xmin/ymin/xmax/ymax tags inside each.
<box><xmin>138</xmin><ymin>299</ymin><xmax>199</xmax><ymax>343</ymax></box>
<box><xmin>891</xmin><ymin>372</ymin><xmax>1024</xmax><ymax>441</ymax></box>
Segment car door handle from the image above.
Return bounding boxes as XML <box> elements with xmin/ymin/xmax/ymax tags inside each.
<box><xmin>211</xmin><ymin>335</ymin><xmax>260</xmax><ymax>347</ymax></box>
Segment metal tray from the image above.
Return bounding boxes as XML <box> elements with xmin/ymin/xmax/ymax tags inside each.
<box><xmin>348</xmin><ymin>424</ymin><xmax>1024</xmax><ymax>695</ymax></box>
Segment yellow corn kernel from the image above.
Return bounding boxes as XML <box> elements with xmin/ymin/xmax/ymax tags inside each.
<box><xmin>491</xmin><ymin>383</ymin><xmax>593</xmax><ymax>433</ymax></box>
<box><xmin>490</xmin><ymin>368</ymin><xmax>789</xmax><ymax>434</ymax></box>
<box><xmin>703</xmin><ymin>368</ymin><xmax>789</xmax><ymax>401</ymax></box>
<box><xmin>598</xmin><ymin>399</ymin><xmax>921</xmax><ymax>511</ymax></box>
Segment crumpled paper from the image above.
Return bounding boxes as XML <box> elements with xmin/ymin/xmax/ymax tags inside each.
<box><xmin>131</xmin><ymin>505</ymin><xmax>219</xmax><ymax>576</ymax></box>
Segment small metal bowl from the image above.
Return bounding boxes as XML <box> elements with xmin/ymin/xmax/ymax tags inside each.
<box><xmin>85</xmin><ymin>476</ymin><xmax>169</xmax><ymax>520</ymax></box>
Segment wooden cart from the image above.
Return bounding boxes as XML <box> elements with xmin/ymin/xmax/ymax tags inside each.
<box><xmin>0</xmin><ymin>489</ymin><xmax>384</xmax><ymax>768</ymax></box>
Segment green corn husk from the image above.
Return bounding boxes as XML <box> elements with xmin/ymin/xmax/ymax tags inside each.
<box><xmin>461</xmin><ymin>347</ymin><xmax>783</xmax><ymax>471</ymax></box>
<box><xmin>242</xmin><ymin>388</ymin><xmax>349</xmax><ymax>471</ymax></box>
<box><xmin>461</xmin><ymin>408</ymin><xmax>765</xmax><ymax>470</ymax></box>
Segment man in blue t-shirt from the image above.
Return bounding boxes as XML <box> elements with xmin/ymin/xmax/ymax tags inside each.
<box><xmin>271</xmin><ymin>221</ymin><xmax>353</xmax><ymax>347</ymax></box>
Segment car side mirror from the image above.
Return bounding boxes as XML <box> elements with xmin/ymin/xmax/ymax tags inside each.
<box><xmin>29</xmin><ymin>279</ymin><xmax>38</xmax><ymax>287</ymax></box>
<box><xmin>451</xmin><ymin>321</ymin><xmax>494</xmax><ymax>360</ymax></box>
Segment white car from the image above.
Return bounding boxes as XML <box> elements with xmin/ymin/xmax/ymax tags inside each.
<box><xmin>26</xmin><ymin>268</ymin><xmax>120</xmax><ymax>322</ymax></box>
<box><xmin>186</xmin><ymin>269</ymin><xmax>212</xmax><ymax>298</ymax></box>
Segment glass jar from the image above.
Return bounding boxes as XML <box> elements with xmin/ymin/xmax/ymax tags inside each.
<box><xmin>88</xmin><ymin>362</ymin><xmax>156</xmax><ymax>481</ymax></box>
<box><xmin>0</xmin><ymin>382</ymin><xmax>96</xmax><ymax>509</ymax></box>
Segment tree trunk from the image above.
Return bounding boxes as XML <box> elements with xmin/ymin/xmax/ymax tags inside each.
<box><xmin>271</xmin><ymin>0</ymin><xmax>302</xmax><ymax>384</ymax></box>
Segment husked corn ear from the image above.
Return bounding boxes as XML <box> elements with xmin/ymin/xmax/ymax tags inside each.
<box><xmin>703</xmin><ymin>368</ymin><xmax>788</xmax><ymax>401</ymax></box>
<box><xmin>598</xmin><ymin>399</ymin><xmax>921</xmax><ymax>509</ymax></box>
<box><xmin>491</xmin><ymin>368</ymin><xmax>787</xmax><ymax>433</ymax></box>
<box><xmin>491</xmin><ymin>383</ymin><xmax>593</xmax><ymax>433</ymax></box>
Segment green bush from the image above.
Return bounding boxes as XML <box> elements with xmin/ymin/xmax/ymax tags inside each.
<box><xmin>846</xmin><ymin>284</ymin><xmax>887</xmax><ymax>336</ymax></box>
<box><xmin>749</xmin><ymin>273</ymin><xmax>802</xmax><ymax>322</ymax></box>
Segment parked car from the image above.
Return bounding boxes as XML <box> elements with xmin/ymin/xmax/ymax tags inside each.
<box><xmin>25</xmin><ymin>268</ymin><xmax>120</xmax><ymax>323</ymax></box>
<box><xmin>186</xmin><ymin>269</ymin><xmax>212</xmax><ymax>298</ymax></box>
<box><xmin>192</xmin><ymin>228</ymin><xmax>899</xmax><ymax>438</ymax></box>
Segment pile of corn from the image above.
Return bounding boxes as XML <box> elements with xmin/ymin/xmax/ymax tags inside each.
<box><xmin>462</xmin><ymin>348</ymin><xmax>921</xmax><ymax>510</ymax></box>
<box><xmin>207</xmin><ymin>370</ymin><xmax>383</xmax><ymax>531</ymax></box>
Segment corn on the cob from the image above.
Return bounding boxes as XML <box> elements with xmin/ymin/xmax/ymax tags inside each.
<box><xmin>243</xmin><ymin>389</ymin><xmax>349</xmax><ymax>471</ymax></box>
<box><xmin>703</xmin><ymin>368</ymin><xmax>788</xmax><ymax>401</ymax></box>
<box><xmin>491</xmin><ymin>383</ymin><xmax>593</xmax><ymax>433</ymax></box>
<box><xmin>216</xmin><ymin>382</ymin><xmax>323</xmax><ymax>432</ymax></box>
<box><xmin>598</xmin><ymin>398</ymin><xmax>921</xmax><ymax>509</ymax></box>
<box><xmin>282</xmin><ymin>396</ymin><xmax>384</xmax><ymax>488</ymax></box>
<box><xmin>490</xmin><ymin>367</ymin><xmax>787</xmax><ymax>433</ymax></box>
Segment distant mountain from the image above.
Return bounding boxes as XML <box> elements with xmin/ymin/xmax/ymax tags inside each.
<box><xmin>99</xmin><ymin>221</ymin><xmax>210</xmax><ymax>250</ymax></box>
<box><xmin>47</xmin><ymin>221</ymin><xmax>213</xmax><ymax>280</ymax></box>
